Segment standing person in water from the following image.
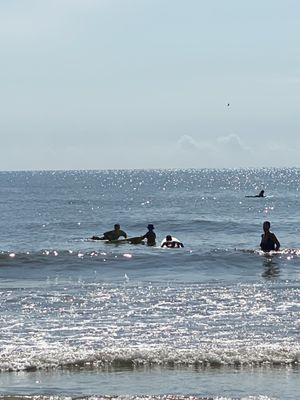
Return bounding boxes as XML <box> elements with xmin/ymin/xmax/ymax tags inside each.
<box><xmin>260</xmin><ymin>221</ymin><xmax>280</xmax><ymax>252</ymax></box>
<box><xmin>141</xmin><ymin>224</ymin><xmax>156</xmax><ymax>246</ymax></box>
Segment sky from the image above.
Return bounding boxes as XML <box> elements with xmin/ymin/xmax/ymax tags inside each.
<box><xmin>1</xmin><ymin>0</ymin><xmax>300</xmax><ymax>170</ymax></box>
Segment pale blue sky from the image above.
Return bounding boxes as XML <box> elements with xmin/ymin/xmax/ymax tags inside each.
<box><xmin>1</xmin><ymin>0</ymin><xmax>300</xmax><ymax>170</ymax></box>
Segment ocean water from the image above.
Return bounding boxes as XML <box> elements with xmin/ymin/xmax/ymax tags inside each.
<box><xmin>0</xmin><ymin>168</ymin><xmax>299</xmax><ymax>400</ymax></box>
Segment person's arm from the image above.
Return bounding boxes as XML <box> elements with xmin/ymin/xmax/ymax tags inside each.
<box><xmin>161</xmin><ymin>242</ymin><xmax>166</xmax><ymax>248</ymax></box>
<box><xmin>121</xmin><ymin>230</ymin><xmax>127</xmax><ymax>239</ymax></box>
<box><xmin>259</xmin><ymin>234</ymin><xmax>264</xmax><ymax>249</ymax></box>
<box><xmin>272</xmin><ymin>234</ymin><xmax>280</xmax><ymax>251</ymax></box>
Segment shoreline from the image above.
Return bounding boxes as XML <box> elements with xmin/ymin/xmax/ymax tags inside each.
<box><xmin>0</xmin><ymin>366</ymin><xmax>298</xmax><ymax>400</ymax></box>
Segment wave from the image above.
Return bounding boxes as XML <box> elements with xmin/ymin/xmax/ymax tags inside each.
<box><xmin>0</xmin><ymin>249</ymin><xmax>121</xmax><ymax>265</ymax></box>
<box><xmin>1</xmin><ymin>246</ymin><xmax>300</xmax><ymax>267</ymax></box>
<box><xmin>239</xmin><ymin>248</ymin><xmax>300</xmax><ymax>257</ymax></box>
<box><xmin>1</xmin><ymin>346</ymin><xmax>300</xmax><ymax>373</ymax></box>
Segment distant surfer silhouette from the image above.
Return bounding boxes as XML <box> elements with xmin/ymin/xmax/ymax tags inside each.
<box><xmin>260</xmin><ymin>221</ymin><xmax>280</xmax><ymax>252</ymax></box>
<box><xmin>257</xmin><ymin>190</ymin><xmax>265</xmax><ymax>197</ymax></box>
<box><xmin>246</xmin><ymin>190</ymin><xmax>265</xmax><ymax>198</ymax></box>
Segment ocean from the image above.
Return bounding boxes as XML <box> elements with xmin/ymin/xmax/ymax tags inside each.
<box><xmin>0</xmin><ymin>168</ymin><xmax>299</xmax><ymax>400</ymax></box>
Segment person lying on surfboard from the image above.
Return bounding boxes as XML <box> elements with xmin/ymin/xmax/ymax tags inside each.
<box><xmin>161</xmin><ymin>235</ymin><xmax>184</xmax><ymax>248</ymax></box>
<box><xmin>257</xmin><ymin>190</ymin><xmax>265</xmax><ymax>197</ymax></box>
<box><xmin>91</xmin><ymin>223</ymin><xmax>127</xmax><ymax>241</ymax></box>
<box><xmin>245</xmin><ymin>190</ymin><xmax>265</xmax><ymax>198</ymax></box>
<box><xmin>260</xmin><ymin>221</ymin><xmax>280</xmax><ymax>252</ymax></box>
<box><xmin>141</xmin><ymin>224</ymin><xmax>156</xmax><ymax>246</ymax></box>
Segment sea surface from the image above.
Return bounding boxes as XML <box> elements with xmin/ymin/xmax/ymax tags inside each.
<box><xmin>0</xmin><ymin>168</ymin><xmax>299</xmax><ymax>400</ymax></box>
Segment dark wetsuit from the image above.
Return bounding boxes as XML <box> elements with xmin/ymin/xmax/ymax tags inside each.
<box><xmin>103</xmin><ymin>229</ymin><xmax>127</xmax><ymax>241</ymax></box>
<box><xmin>142</xmin><ymin>231</ymin><xmax>156</xmax><ymax>246</ymax></box>
<box><xmin>260</xmin><ymin>233</ymin><xmax>279</xmax><ymax>252</ymax></box>
<box><xmin>91</xmin><ymin>229</ymin><xmax>127</xmax><ymax>241</ymax></box>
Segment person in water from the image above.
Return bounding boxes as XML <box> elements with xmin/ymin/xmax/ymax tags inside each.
<box><xmin>257</xmin><ymin>190</ymin><xmax>265</xmax><ymax>197</ymax></box>
<box><xmin>161</xmin><ymin>235</ymin><xmax>184</xmax><ymax>248</ymax></box>
<box><xmin>141</xmin><ymin>224</ymin><xmax>156</xmax><ymax>246</ymax></box>
<box><xmin>246</xmin><ymin>190</ymin><xmax>265</xmax><ymax>198</ymax></box>
<box><xmin>260</xmin><ymin>221</ymin><xmax>280</xmax><ymax>252</ymax></box>
<box><xmin>92</xmin><ymin>223</ymin><xmax>127</xmax><ymax>241</ymax></box>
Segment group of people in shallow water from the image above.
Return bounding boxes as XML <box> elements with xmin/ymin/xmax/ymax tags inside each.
<box><xmin>91</xmin><ymin>190</ymin><xmax>281</xmax><ymax>252</ymax></box>
<box><xmin>91</xmin><ymin>221</ymin><xmax>279</xmax><ymax>252</ymax></box>
<box><xmin>91</xmin><ymin>223</ymin><xmax>184</xmax><ymax>248</ymax></box>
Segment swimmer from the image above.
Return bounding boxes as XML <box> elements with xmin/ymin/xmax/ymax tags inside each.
<box><xmin>260</xmin><ymin>221</ymin><xmax>280</xmax><ymax>252</ymax></box>
<box><xmin>161</xmin><ymin>235</ymin><xmax>184</xmax><ymax>248</ymax></box>
<box><xmin>91</xmin><ymin>223</ymin><xmax>127</xmax><ymax>241</ymax></box>
<box><xmin>141</xmin><ymin>224</ymin><xmax>156</xmax><ymax>246</ymax></box>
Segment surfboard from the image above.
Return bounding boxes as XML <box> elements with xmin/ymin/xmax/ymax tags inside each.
<box><xmin>104</xmin><ymin>236</ymin><xmax>144</xmax><ymax>245</ymax></box>
<box><xmin>245</xmin><ymin>195</ymin><xmax>265</xmax><ymax>198</ymax></box>
<box><xmin>127</xmin><ymin>236</ymin><xmax>144</xmax><ymax>244</ymax></box>
<box><xmin>89</xmin><ymin>236</ymin><xmax>105</xmax><ymax>241</ymax></box>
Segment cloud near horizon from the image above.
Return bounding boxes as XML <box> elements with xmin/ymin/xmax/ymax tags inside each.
<box><xmin>176</xmin><ymin>133</ymin><xmax>252</xmax><ymax>165</ymax></box>
<box><xmin>175</xmin><ymin>133</ymin><xmax>299</xmax><ymax>168</ymax></box>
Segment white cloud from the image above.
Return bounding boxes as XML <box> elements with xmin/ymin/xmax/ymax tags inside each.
<box><xmin>177</xmin><ymin>135</ymin><xmax>199</xmax><ymax>151</ymax></box>
<box><xmin>217</xmin><ymin>133</ymin><xmax>251</xmax><ymax>152</ymax></box>
<box><xmin>177</xmin><ymin>134</ymin><xmax>215</xmax><ymax>152</ymax></box>
<box><xmin>175</xmin><ymin>133</ymin><xmax>253</xmax><ymax>168</ymax></box>
<box><xmin>174</xmin><ymin>132</ymin><xmax>300</xmax><ymax>168</ymax></box>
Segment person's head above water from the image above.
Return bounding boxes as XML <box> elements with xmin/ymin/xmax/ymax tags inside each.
<box><xmin>258</xmin><ymin>190</ymin><xmax>265</xmax><ymax>197</ymax></box>
<box><xmin>114</xmin><ymin>224</ymin><xmax>120</xmax><ymax>230</ymax></box>
<box><xmin>263</xmin><ymin>221</ymin><xmax>271</xmax><ymax>232</ymax></box>
<box><xmin>166</xmin><ymin>235</ymin><xmax>172</xmax><ymax>241</ymax></box>
<box><xmin>147</xmin><ymin>224</ymin><xmax>154</xmax><ymax>230</ymax></box>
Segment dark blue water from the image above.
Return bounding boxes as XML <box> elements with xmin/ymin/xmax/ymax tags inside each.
<box><xmin>0</xmin><ymin>169</ymin><xmax>299</xmax><ymax>399</ymax></box>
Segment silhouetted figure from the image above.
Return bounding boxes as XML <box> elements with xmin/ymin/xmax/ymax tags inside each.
<box><xmin>246</xmin><ymin>190</ymin><xmax>265</xmax><ymax>198</ymax></box>
<box><xmin>257</xmin><ymin>190</ymin><xmax>265</xmax><ymax>197</ymax></box>
<box><xmin>91</xmin><ymin>223</ymin><xmax>127</xmax><ymax>241</ymax></box>
<box><xmin>260</xmin><ymin>221</ymin><xmax>280</xmax><ymax>252</ymax></box>
<box><xmin>141</xmin><ymin>224</ymin><xmax>156</xmax><ymax>246</ymax></box>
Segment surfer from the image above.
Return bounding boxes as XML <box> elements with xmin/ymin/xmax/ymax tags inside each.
<box><xmin>91</xmin><ymin>223</ymin><xmax>127</xmax><ymax>241</ymax></box>
<box><xmin>141</xmin><ymin>224</ymin><xmax>156</xmax><ymax>246</ymax></box>
<box><xmin>260</xmin><ymin>221</ymin><xmax>280</xmax><ymax>252</ymax></box>
<box><xmin>161</xmin><ymin>235</ymin><xmax>184</xmax><ymax>248</ymax></box>
<box><xmin>257</xmin><ymin>190</ymin><xmax>265</xmax><ymax>197</ymax></box>
<box><xmin>246</xmin><ymin>190</ymin><xmax>265</xmax><ymax>198</ymax></box>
